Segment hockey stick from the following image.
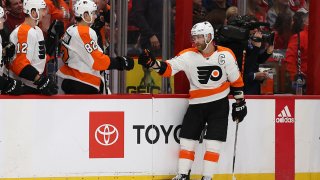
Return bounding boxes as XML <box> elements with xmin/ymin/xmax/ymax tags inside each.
<box><xmin>53</xmin><ymin>34</ymin><xmax>60</xmax><ymax>83</ymax></box>
<box><xmin>199</xmin><ymin>123</ymin><xmax>207</xmax><ymax>143</ymax></box>
<box><xmin>46</xmin><ymin>33</ymin><xmax>60</xmax><ymax>84</ymax></box>
<box><xmin>232</xmin><ymin>121</ymin><xmax>239</xmax><ymax>180</ymax></box>
<box><xmin>103</xmin><ymin>70</ymin><xmax>108</xmax><ymax>94</ymax></box>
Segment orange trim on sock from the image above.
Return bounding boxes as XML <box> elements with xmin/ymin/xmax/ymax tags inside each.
<box><xmin>204</xmin><ymin>151</ymin><xmax>220</xmax><ymax>162</ymax></box>
<box><xmin>179</xmin><ymin>149</ymin><xmax>195</xmax><ymax>161</ymax></box>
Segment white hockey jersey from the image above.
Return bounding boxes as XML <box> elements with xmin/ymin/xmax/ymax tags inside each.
<box><xmin>9</xmin><ymin>23</ymin><xmax>46</xmax><ymax>88</ymax></box>
<box><xmin>163</xmin><ymin>46</ymin><xmax>244</xmax><ymax>104</ymax></box>
<box><xmin>57</xmin><ymin>24</ymin><xmax>110</xmax><ymax>90</ymax></box>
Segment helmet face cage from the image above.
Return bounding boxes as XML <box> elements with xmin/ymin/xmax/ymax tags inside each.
<box><xmin>23</xmin><ymin>0</ymin><xmax>46</xmax><ymax>21</ymax></box>
<box><xmin>191</xmin><ymin>21</ymin><xmax>214</xmax><ymax>44</ymax></box>
<box><xmin>74</xmin><ymin>0</ymin><xmax>97</xmax><ymax>23</ymax></box>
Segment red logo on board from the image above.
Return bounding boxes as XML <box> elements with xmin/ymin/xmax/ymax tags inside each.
<box><xmin>89</xmin><ymin>112</ymin><xmax>124</xmax><ymax>158</ymax></box>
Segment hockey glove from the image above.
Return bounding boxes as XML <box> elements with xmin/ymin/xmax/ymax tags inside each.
<box><xmin>138</xmin><ymin>49</ymin><xmax>156</xmax><ymax>69</ymax></box>
<box><xmin>91</xmin><ymin>15</ymin><xmax>105</xmax><ymax>32</ymax></box>
<box><xmin>232</xmin><ymin>99</ymin><xmax>247</xmax><ymax>123</ymax></box>
<box><xmin>48</xmin><ymin>20</ymin><xmax>64</xmax><ymax>39</ymax></box>
<box><xmin>2</xmin><ymin>42</ymin><xmax>15</xmax><ymax>61</ymax></box>
<box><xmin>34</xmin><ymin>75</ymin><xmax>58</xmax><ymax>96</ymax></box>
<box><xmin>3</xmin><ymin>78</ymin><xmax>23</xmax><ymax>95</ymax></box>
<box><xmin>46</xmin><ymin>20</ymin><xmax>64</xmax><ymax>56</ymax></box>
<box><xmin>116</xmin><ymin>56</ymin><xmax>134</xmax><ymax>70</ymax></box>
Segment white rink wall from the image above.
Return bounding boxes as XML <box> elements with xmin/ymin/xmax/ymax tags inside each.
<box><xmin>0</xmin><ymin>96</ymin><xmax>319</xmax><ymax>178</ymax></box>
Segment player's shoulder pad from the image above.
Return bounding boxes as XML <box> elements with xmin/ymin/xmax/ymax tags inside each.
<box><xmin>34</xmin><ymin>26</ymin><xmax>42</xmax><ymax>32</ymax></box>
<box><xmin>177</xmin><ymin>47</ymin><xmax>199</xmax><ymax>56</ymax></box>
<box><xmin>25</xmin><ymin>27</ymin><xmax>37</xmax><ymax>41</ymax></box>
<box><xmin>76</xmin><ymin>25</ymin><xmax>90</xmax><ymax>36</ymax></box>
<box><xmin>88</xmin><ymin>27</ymin><xmax>97</xmax><ymax>35</ymax></box>
<box><xmin>65</xmin><ymin>25</ymin><xmax>77</xmax><ymax>35</ymax></box>
<box><xmin>216</xmin><ymin>46</ymin><xmax>237</xmax><ymax>61</ymax></box>
<box><xmin>20</xmin><ymin>24</ymin><xmax>35</xmax><ymax>35</ymax></box>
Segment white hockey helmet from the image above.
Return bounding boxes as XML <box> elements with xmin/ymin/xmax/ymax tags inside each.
<box><xmin>0</xmin><ymin>6</ymin><xmax>5</xmax><ymax>19</ymax></box>
<box><xmin>191</xmin><ymin>21</ymin><xmax>214</xmax><ymax>42</ymax></box>
<box><xmin>23</xmin><ymin>0</ymin><xmax>46</xmax><ymax>21</ymax></box>
<box><xmin>0</xmin><ymin>6</ymin><xmax>5</xmax><ymax>24</ymax></box>
<box><xmin>74</xmin><ymin>0</ymin><xmax>97</xmax><ymax>23</ymax></box>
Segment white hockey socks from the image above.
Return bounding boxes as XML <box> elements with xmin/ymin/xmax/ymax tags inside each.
<box><xmin>202</xmin><ymin>139</ymin><xmax>223</xmax><ymax>177</ymax></box>
<box><xmin>177</xmin><ymin>138</ymin><xmax>197</xmax><ymax>175</ymax></box>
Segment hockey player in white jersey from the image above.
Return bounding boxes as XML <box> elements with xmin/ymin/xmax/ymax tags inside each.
<box><xmin>138</xmin><ymin>21</ymin><xmax>247</xmax><ymax>180</ymax></box>
<box><xmin>57</xmin><ymin>0</ymin><xmax>134</xmax><ymax>94</ymax></box>
<box><xmin>9</xmin><ymin>0</ymin><xmax>58</xmax><ymax>95</ymax></box>
<box><xmin>0</xmin><ymin>5</ymin><xmax>22</xmax><ymax>95</ymax></box>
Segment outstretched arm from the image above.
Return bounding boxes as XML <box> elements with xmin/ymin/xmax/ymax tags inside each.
<box><xmin>138</xmin><ymin>49</ymin><xmax>171</xmax><ymax>77</ymax></box>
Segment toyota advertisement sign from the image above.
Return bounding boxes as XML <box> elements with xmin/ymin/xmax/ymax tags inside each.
<box><xmin>1</xmin><ymin>96</ymin><xmax>320</xmax><ymax>179</ymax></box>
<box><xmin>89</xmin><ymin>112</ymin><xmax>124</xmax><ymax>158</ymax></box>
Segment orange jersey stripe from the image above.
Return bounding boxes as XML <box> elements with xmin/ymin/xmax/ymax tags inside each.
<box><xmin>179</xmin><ymin>149</ymin><xmax>195</xmax><ymax>161</ymax></box>
<box><xmin>162</xmin><ymin>62</ymin><xmax>172</xmax><ymax>77</ymax></box>
<box><xmin>59</xmin><ymin>65</ymin><xmax>101</xmax><ymax>87</ymax></box>
<box><xmin>230</xmin><ymin>76</ymin><xmax>244</xmax><ymax>87</ymax></box>
<box><xmin>189</xmin><ymin>81</ymin><xmax>230</xmax><ymax>99</ymax></box>
<box><xmin>204</xmin><ymin>151</ymin><xmax>220</xmax><ymax>162</ymax></box>
<box><xmin>11</xmin><ymin>24</ymin><xmax>32</xmax><ymax>76</ymax></box>
<box><xmin>77</xmin><ymin>25</ymin><xmax>110</xmax><ymax>71</ymax></box>
<box><xmin>178</xmin><ymin>47</ymin><xmax>199</xmax><ymax>56</ymax></box>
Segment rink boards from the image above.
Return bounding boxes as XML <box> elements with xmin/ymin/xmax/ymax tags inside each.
<box><xmin>0</xmin><ymin>95</ymin><xmax>319</xmax><ymax>180</ymax></box>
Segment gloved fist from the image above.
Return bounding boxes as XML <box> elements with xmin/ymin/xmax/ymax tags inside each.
<box><xmin>34</xmin><ymin>75</ymin><xmax>58</xmax><ymax>96</ymax></box>
<box><xmin>91</xmin><ymin>15</ymin><xmax>105</xmax><ymax>32</ymax></box>
<box><xmin>232</xmin><ymin>99</ymin><xmax>247</xmax><ymax>123</ymax></box>
<box><xmin>116</xmin><ymin>56</ymin><xmax>134</xmax><ymax>70</ymax></box>
<box><xmin>2</xmin><ymin>42</ymin><xmax>15</xmax><ymax>60</ymax></box>
<box><xmin>3</xmin><ymin>78</ymin><xmax>23</xmax><ymax>95</ymax></box>
<box><xmin>48</xmin><ymin>20</ymin><xmax>64</xmax><ymax>38</ymax></box>
<box><xmin>138</xmin><ymin>49</ymin><xmax>156</xmax><ymax>69</ymax></box>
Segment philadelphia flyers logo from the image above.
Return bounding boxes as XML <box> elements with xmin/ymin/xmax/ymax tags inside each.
<box><xmin>61</xmin><ymin>44</ymin><xmax>70</xmax><ymax>63</ymax></box>
<box><xmin>197</xmin><ymin>66</ymin><xmax>222</xmax><ymax>84</ymax></box>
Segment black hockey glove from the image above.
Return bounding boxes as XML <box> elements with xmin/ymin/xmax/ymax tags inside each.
<box><xmin>116</xmin><ymin>56</ymin><xmax>134</xmax><ymax>70</ymax></box>
<box><xmin>48</xmin><ymin>20</ymin><xmax>64</xmax><ymax>39</ymax></box>
<box><xmin>34</xmin><ymin>75</ymin><xmax>58</xmax><ymax>96</ymax></box>
<box><xmin>46</xmin><ymin>20</ymin><xmax>64</xmax><ymax>56</ymax></box>
<box><xmin>91</xmin><ymin>15</ymin><xmax>105</xmax><ymax>32</ymax></box>
<box><xmin>2</xmin><ymin>42</ymin><xmax>15</xmax><ymax>61</ymax></box>
<box><xmin>2</xmin><ymin>78</ymin><xmax>23</xmax><ymax>95</ymax></box>
<box><xmin>232</xmin><ymin>99</ymin><xmax>247</xmax><ymax>123</ymax></box>
<box><xmin>138</xmin><ymin>49</ymin><xmax>156</xmax><ymax>69</ymax></box>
